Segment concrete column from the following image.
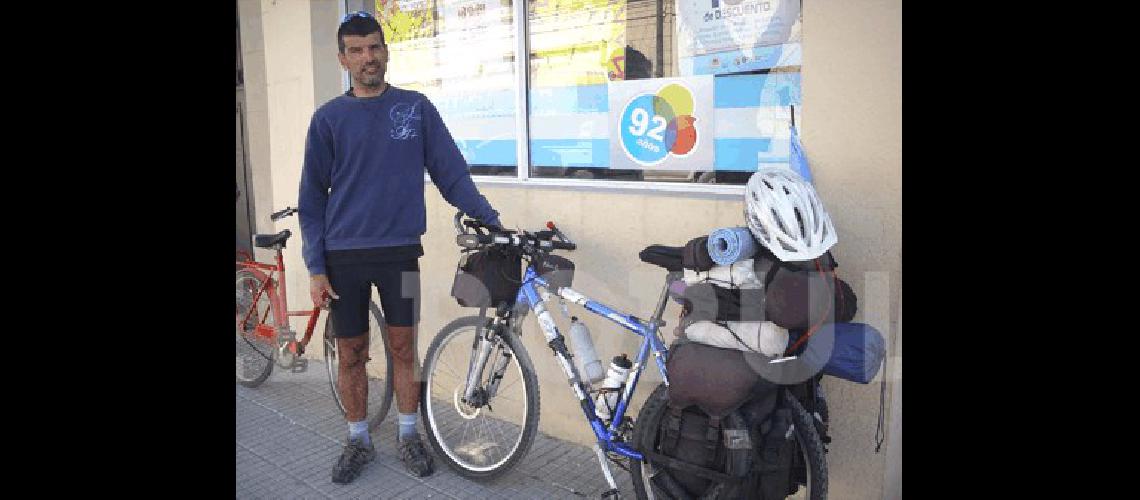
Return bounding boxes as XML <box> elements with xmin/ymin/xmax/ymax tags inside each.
<box><xmin>311</xmin><ymin>1</ymin><xmax>345</xmax><ymax>105</ymax></box>
<box><xmin>260</xmin><ymin>0</ymin><xmax>318</xmax><ymax>315</ymax></box>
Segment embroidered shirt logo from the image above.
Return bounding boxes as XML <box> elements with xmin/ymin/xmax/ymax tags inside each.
<box><xmin>389</xmin><ymin>102</ymin><xmax>421</xmax><ymax>140</ymax></box>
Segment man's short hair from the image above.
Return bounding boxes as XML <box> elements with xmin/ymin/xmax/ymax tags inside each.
<box><xmin>338</xmin><ymin>13</ymin><xmax>385</xmax><ymax>53</ymax></box>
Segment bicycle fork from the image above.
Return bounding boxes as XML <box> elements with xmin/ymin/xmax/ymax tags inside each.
<box><xmin>462</xmin><ymin>318</ymin><xmax>514</xmax><ymax>408</ymax></box>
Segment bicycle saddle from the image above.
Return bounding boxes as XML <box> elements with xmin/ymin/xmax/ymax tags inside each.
<box><xmin>254</xmin><ymin>229</ymin><xmax>292</xmax><ymax>249</ymax></box>
<box><xmin>639</xmin><ymin>245</ymin><xmax>683</xmax><ymax>272</ymax></box>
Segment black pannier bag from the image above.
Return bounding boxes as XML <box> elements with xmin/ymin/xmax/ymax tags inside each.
<box><xmin>449</xmin><ymin>246</ymin><xmax>521</xmax><ymax>308</ymax></box>
<box><xmin>535</xmin><ymin>253</ymin><xmax>575</xmax><ymax>290</ymax></box>
<box><xmin>648</xmin><ymin>341</ymin><xmax>782</xmax><ymax>499</ymax></box>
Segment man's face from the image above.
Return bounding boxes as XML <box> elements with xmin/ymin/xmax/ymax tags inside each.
<box><xmin>338</xmin><ymin>32</ymin><xmax>388</xmax><ymax>88</ymax></box>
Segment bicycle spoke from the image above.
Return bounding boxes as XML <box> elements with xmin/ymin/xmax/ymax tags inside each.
<box><xmin>436</xmin><ymin>357</ymin><xmax>465</xmax><ymax>382</ymax></box>
<box><xmin>444</xmin><ymin>421</ymin><xmax>465</xmax><ymax>441</ymax></box>
<box><xmin>497</xmin><ymin>376</ymin><xmax>521</xmax><ymax>394</ymax></box>
<box><xmin>479</xmin><ymin>416</ymin><xmax>499</xmax><ymax>463</ymax></box>
<box><xmin>485</xmin><ymin>414</ymin><xmax>508</xmax><ymax>457</ymax></box>
<box><xmin>490</xmin><ymin>393</ymin><xmax>524</xmax><ymax>406</ymax></box>
<box><xmin>459</xmin><ymin>419</ymin><xmax>472</xmax><ymax>451</ymax></box>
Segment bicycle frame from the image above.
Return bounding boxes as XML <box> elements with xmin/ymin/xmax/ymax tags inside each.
<box><xmin>511</xmin><ymin>263</ymin><xmax>680</xmax><ymax>462</ymax></box>
<box><xmin>237</xmin><ymin>247</ymin><xmax>322</xmax><ymax>357</ymax></box>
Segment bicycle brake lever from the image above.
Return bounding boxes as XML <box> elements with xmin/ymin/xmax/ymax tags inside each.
<box><xmin>547</xmin><ymin>221</ymin><xmax>573</xmax><ymax>245</ymax></box>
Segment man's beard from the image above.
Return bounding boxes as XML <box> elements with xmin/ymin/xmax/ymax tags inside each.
<box><xmin>357</xmin><ymin>66</ymin><xmax>384</xmax><ymax>88</ymax></box>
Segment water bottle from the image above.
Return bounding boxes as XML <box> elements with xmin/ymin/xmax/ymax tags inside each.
<box><xmin>568</xmin><ymin>317</ymin><xmax>605</xmax><ymax>384</ymax></box>
<box><xmin>594</xmin><ymin>354</ymin><xmax>632</xmax><ymax>422</ymax></box>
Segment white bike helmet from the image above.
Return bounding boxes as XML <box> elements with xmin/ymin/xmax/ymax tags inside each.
<box><xmin>744</xmin><ymin>166</ymin><xmax>837</xmax><ymax>262</ymax></box>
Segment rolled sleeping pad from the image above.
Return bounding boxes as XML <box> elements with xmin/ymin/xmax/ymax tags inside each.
<box><xmin>707</xmin><ymin>226</ymin><xmax>757</xmax><ymax>265</ymax></box>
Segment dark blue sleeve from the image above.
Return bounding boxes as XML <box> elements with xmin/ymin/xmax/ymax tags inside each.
<box><xmin>298</xmin><ymin>112</ymin><xmax>333</xmax><ymax>276</ymax></box>
<box><xmin>420</xmin><ymin>98</ymin><xmax>501</xmax><ymax>227</ymax></box>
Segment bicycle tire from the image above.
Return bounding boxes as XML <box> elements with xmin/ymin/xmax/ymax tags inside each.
<box><xmin>324</xmin><ymin>300</ymin><xmax>395</xmax><ymax>431</ymax></box>
<box><xmin>630</xmin><ymin>384</ymin><xmax>829</xmax><ymax>500</ymax></box>
<box><xmin>421</xmin><ymin>316</ymin><xmax>540</xmax><ymax>479</ymax></box>
<box><xmin>236</xmin><ymin>269</ymin><xmax>275</xmax><ymax>388</ymax></box>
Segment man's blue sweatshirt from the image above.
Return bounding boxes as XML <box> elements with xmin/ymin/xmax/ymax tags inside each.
<box><xmin>298</xmin><ymin>87</ymin><xmax>500</xmax><ymax>276</ymax></box>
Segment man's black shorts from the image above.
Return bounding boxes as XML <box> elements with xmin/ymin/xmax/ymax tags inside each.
<box><xmin>326</xmin><ymin>258</ymin><xmax>421</xmax><ymax>337</ymax></box>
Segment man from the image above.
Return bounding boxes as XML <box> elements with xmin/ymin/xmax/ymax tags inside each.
<box><xmin>298</xmin><ymin>11</ymin><xmax>502</xmax><ymax>484</ymax></box>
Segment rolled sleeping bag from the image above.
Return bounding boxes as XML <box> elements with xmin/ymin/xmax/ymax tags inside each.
<box><xmin>683</xmin><ymin>320</ymin><xmax>789</xmax><ymax>356</ymax></box>
<box><xmin>682</xmin><ymin>259</ymin><xmax>762</xmax><ymax>288</ymax></box>
<box><xmin>707</xmin><ymin>227</ymin><xmax>757</xmax><ymax>265</ymax></box>
<box><xmin>796</xmin><ymin>322</ymin><xmax>885</xmax><ymax>384</ymax></box>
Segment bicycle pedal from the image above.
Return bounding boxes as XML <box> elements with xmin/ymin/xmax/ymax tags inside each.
<box><xmin>290</xmin><ymin>358</ymin><xmax>308</xmax><ymax>373</ymax></box>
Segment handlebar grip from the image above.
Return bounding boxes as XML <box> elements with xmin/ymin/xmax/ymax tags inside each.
<box><xmin>456</xmin><ymin>233</ymin><xmax>501</xmax><ymax>247</ymax></box>
<box><xmin>552</xmin><ymin>241</ymin><xmax>577</xmax><ymax>250</ymax></box>
<box><xmin>271</xmin><ymin>207</ymin><xmax>295</xmax><ymax>221</ymax></box>
<box><xmin>456</xmin><ymin>234</ymin><xmax>487</xmax><ymax>248</ymax></box>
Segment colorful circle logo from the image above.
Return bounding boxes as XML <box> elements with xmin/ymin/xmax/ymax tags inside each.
<box><xmin>620</xmin><ymin>84</ymin><xmax>699</xmax><ymax>166</ymax></box>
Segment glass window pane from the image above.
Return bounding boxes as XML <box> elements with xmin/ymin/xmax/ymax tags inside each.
<box><xmin>377</xmin><ymin>0</ymin><xmax>519</xmax><ymax>177</ymax></box>
<box><xmin>526</xmin><ymin>0</ymin><xmax>802</xmax><ymax>185</ymax></box>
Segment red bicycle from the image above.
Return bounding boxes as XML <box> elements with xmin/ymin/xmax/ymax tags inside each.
<box><xmin>236</xmin><ymin>206</ymin><xmax>394</xmax><ymax>429</ymax></box>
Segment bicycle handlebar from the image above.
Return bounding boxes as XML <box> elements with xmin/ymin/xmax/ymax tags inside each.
<box><xmin>456</xmin><ymin>232</ymin><xmax>576</xmax><ymax>251</ymax></box>
<box><xmin>271</xmin><ymin>207</ymin><xmax>298</xmax><ymax>221</ymax></box>
<box><xmin>453</xmin><ymin>210</ymin><xmax>576</xmax><ymax>253</ymax></box>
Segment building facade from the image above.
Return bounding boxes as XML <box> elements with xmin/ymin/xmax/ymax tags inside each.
<box><xmin>237</xmin><ymin>0</ymin><xmax>901</xmax><ymax>497</ymax></box>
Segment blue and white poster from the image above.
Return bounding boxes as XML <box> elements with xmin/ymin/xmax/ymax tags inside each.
<box><xmin>675</xmin><ymin>0</ymin><xmax>801</xmax><ymax>76</ymax></box>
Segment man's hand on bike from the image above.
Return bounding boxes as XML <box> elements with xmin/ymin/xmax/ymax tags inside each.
<box><xmin>310</xmin><ymin>274</ymin><xmax>339</xmax><ymax>308</ymax></box>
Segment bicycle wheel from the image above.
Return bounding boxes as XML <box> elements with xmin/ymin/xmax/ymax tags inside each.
<box><xmin>421</xmin><ymin>316</ymin><xmax>540</xmax><ymax>479</ymax></box>
<box><xmin>323</xmin><ymin>300</ymin><xmax>394</xmax><ymax>431</ymax></box>
<box><xmin>782</xmin><ymin>394</ymin><xmax>828</xmax><ymax>500</ymax></box>
<box><xmin>630</xmin><ymin>385</ymin><xmax>828</xmax><ymax>500</ymax></box>
<box><xmin>236</xmin><ymin>270</ymin><xmax>274</xmax><ymax>387</ymax></box>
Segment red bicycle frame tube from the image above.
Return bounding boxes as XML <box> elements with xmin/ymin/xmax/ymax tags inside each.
<box><xmin>237</xmin><ymin>246</ymin><xmax>323</xmax><ymax>351</ymax></box>
<box><xmin>275</xmin><ymin>248</ymin><xmax>289</xmax><ymax>317</ymax></box>
<box><xmin>237</xmin><ymin>263</ymin><xmax>278</xmax><ymax>329</ymax></box>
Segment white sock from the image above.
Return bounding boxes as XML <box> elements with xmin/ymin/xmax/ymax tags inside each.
<box><xmin>348</xmin><ymin>420</ymin><xmax>370</xmax><ymax>445</ymax></box>
<box><xmin>398</xmin><ymin>413</ymin><xmax>418</xmax><ymax>442</ymax></box>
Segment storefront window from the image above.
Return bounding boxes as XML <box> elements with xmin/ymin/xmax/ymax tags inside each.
<box><xmin>376</xmin><ymin>0</ymin><xmax>520</xmax><ymax>176</ymax></box>
<box><xmin>527</xmin><ymin>0</ymin><xmax>802</xmax><ymax>184</ymax></box>
<box><xmin>353</xmin><ymin>0</ymin><xmax>802</xmax><ymax>185</ymax></box>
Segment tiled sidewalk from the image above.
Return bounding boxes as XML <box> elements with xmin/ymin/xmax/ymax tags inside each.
<box><xmin>237</xmin><ymin>366</ymin><xmax>637</xmax><ymax>499</ymax></box>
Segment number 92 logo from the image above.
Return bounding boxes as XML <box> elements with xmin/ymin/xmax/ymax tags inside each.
<box><xmin>619</xmin><ymin>83</ymin><xmax>699</xmax><ymax>166</ymax></box>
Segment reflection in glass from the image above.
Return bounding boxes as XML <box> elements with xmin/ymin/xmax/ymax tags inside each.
<box><xmin>527</xmin><ymin>0</ymin><xmax>804</xmax><ymax>185</ymax></box>
<box><xmin>377</xmin><ymin>0</ymin><xmax>519</xmax><ymax>176</ymax></box>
